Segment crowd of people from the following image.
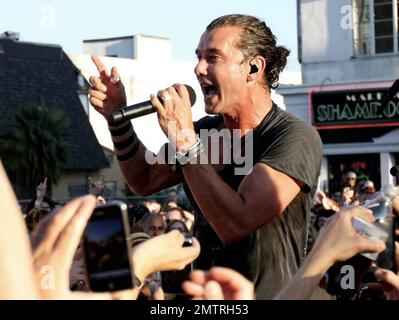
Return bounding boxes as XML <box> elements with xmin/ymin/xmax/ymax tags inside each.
<box><xmin>1</xmin><ymin>162</ymin><xmax>398</xmax><ymax>300</ymax></box>
<box><xmin>1</xmin><ymin>13</ymin><xmax>399</xmax><ymax>300</ymax></box>
<box><xmin>0</xmin><ymin>160</ymin><xmax>395</xmax><ymax>301</ymax></box>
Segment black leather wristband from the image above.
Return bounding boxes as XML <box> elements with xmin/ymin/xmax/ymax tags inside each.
<box><xmin>113</xmin><ymin>134</ymin><xmax>138</xmax><ymax>151</ymax></box>
<box><xmin>116</xmin><ymin>141</ymin><xmax>140</xmax><ymax>161</ymax></box>
<box><xmin>109</xmin><ymin>122</ymin><xmax>132</xmax><ymax>136</ymax></box>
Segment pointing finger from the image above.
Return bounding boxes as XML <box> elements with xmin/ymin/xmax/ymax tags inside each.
<box><xmin>91</xmin><ymin>55</ymin><xmax>110</xmax><ymax>78</ymax></box>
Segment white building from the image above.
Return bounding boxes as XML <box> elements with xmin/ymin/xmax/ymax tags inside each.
<box><xmin>278</xmin><ymin>0</ymin><xmax>399</xmax><ymax>194</ymax></box>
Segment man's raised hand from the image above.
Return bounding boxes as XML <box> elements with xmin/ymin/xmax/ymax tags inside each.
<box><xmin>89</xmin><ymin>55</ymin><xmax>127</xmax><ymax>118</ymax></box>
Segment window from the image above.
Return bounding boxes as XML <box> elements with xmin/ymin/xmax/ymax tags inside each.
<box><xmin>79</xmin><ymin>93</ymin><xmax>89</xmax><ymax>115</ymax></box>
<box><xmin>353</xmin><ymin>0</ymin><xmax>399</xmax><ymax>55</ymax></box>
<box><xmin>77</xmin><ymin>74</ymin><xmax>89</xmax><ymax>114</ymax></box>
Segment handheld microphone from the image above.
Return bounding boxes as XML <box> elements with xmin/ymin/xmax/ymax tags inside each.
<box><xmin>107</xmin><ymin>84</ymin><xmax>196</xmax><ymax>124</ymax></box>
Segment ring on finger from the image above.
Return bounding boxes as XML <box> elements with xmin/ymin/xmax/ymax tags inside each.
<box><xmin>161</xmin><ymin>92</ymin><xmax>172</xmax><ymax>102</ymax></box>
<box><xmin>110</xmin><ymin>76</ymin><xmax>121</xmax><ymax>84</ymax></box>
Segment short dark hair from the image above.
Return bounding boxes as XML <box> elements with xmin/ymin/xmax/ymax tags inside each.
<box><xmin>206</xmin><ymin>14</ymin><xmax>290</xmax><ymax>90</ymax></box>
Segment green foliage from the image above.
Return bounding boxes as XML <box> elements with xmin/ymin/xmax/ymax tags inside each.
<box><xmin>0</xmin><ymin>103</ymin><xmax>70</xmax><ymax>198</ymax></box>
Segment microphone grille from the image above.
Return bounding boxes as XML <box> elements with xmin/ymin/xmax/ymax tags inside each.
<box><xmin>184</xmin><ymin>84</ymin><xmax>197</xmax><ymax>106</ymax></box>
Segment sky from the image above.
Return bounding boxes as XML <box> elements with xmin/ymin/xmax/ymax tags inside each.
<box><xmin>0</xmin><ymin>0</ymin><xmax>300</xmax><ymax>71</ymax></box>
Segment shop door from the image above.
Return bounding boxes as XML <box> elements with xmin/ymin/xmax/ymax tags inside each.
<box><xmin>327</xmin><ymin>153</ymin><xmax>381</xmax><ymax>196</ymax></box>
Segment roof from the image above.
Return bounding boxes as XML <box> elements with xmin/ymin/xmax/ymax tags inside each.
<box><xmin>0</xmin><ymin>38</ymin><xmax>109</xmax><ymax>170</ymax></box>
<box><xmin>83</xmin><ymin>34</ymin><xmax>170</xmax><ymax>43</ymax></box>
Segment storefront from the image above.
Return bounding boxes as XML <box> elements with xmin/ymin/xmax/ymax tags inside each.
<box><xmin>313</xmin><ymin>83</ymin><xmax>399</xmax><ymax>195</ymax></box>
<box><xmin>279</xmin><ymin>81</ymin><xmax>399</xmax><ymax>196</ymax></box>
<box><xmin>278</xmin><ymin>0</ymin><xmax>399</xmax><ymax>196</ymax></box>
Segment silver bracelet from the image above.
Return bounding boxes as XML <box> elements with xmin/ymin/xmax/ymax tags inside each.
<box><xmin>174</xmin><ymin>135</ymin><xmax>204</xmax><ymax>166</ymax></box>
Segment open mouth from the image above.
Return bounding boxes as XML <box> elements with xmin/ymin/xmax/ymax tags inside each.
<box><xmin>202</xmin><ymin>84</ymin><xmax>218</xmax><ymax>98</ymax></box>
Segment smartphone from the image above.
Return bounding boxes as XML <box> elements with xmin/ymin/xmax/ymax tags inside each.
<box><xmin>161</xmin><ymin>220</ymin><xmax>193</xmax><ymax>295</ymax></box>
<box><xmin>82</xmin><ymin>201</ymin><xmax>134</xmax><ymax>292</ymax></box>
<box><xmin>352</xmin><ymin>216</ymin><xmax>389</xmax><ymax>261</ymax></box>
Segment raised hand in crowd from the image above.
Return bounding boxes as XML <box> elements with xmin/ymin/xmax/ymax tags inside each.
<box><xmin>182</xmin><ymin>267</ymin><xmax>254</xmax><ymax>300</ymax></box>
<box><xmin>88</xmin><ymin>175</ymin><xmax>105</xmax><ymax>196</ymax></box>
<box><xmin>25</xmin><ymin>177</ymin><xmax>59</xmax><ymax>215</ymax></box>
<box><xmin>30</xmin><ymin>193</ymin><xmax>200</xmax><ymax>299</ymax></box>
<box><xmin>88</xmin><ymin>175</ymin><xmax>106</xmax><ymax>205</ymax></box>
<box><xmin>35</xmin><ymin>177</ymin><xmax>48</xmax><ymax>205</ymax></box>
<box><xmin>275</xmin><ymin>206</ymin><xmax>386</xmax><ymax>300</ymax></box>
<box><xmin>89</xmin><ymin>55</ymin><xmax>127</xmax><ymax>118</ymax></box>
<box><xmin>0</xmin><ymin>162</ymin><xmax>39</xmax><ymax>299</ymax></box>
<box><xmin>31</xmin><ymin>195</ymin><xmax>137</xmax><ymax>299</ymax></box>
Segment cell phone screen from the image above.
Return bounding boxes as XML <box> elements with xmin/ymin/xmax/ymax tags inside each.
<box><xmin>83</xmin><ymin>204</ymin><xmax>133</xmax><ymax>292</ymax></box>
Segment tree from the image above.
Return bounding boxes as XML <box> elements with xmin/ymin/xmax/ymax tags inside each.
<box><xmin>0</xmin><ymin>104</ymin><xmax>70</xmax><ymax>198</ymax></box>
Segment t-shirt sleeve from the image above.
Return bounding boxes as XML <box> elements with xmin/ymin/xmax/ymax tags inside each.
<box><xmin>257</xmin><ymin>122</ymin><xmax>323</xmax><ymax>193</ymax></box>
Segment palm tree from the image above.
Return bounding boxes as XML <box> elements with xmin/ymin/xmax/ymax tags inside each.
<box><xmin>0</xmin><ymin>103</ymin><xmax>70</xmax><ymax>198</ymax></box>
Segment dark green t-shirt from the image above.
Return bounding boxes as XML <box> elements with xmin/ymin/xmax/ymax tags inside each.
<box><xmin>183</xmin><ymin>103</ymin><xmax>323</xmax><ymax>299</ymax></box>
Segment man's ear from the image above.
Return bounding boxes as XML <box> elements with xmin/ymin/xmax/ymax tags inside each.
<box><xmin>247</xmin><ymin>56</ymin><xmax>266</xmax><ymax>82</ymax></box>
<box><xmin>249</xmin><ymin>64</ymin><xmax>258</xmax><ymax>74</ymax></box>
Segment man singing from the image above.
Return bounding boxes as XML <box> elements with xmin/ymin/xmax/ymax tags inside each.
<box><xmin>89</xmin><ymin>14</ymin><xmax>323</xmax><ymax>299</ymax></box>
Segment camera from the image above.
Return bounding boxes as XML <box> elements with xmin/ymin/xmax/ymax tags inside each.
<box><xmin>352</xmin><ymin>217</ymin><xmax>389</xmax><ymax>260</ymax></box>
<box><xmin>319</xmin><ymin>216</ymin><xmax>388</xmax><ymax>298</ymax></box>
<box><xmin>362</xmin><ymin>186</ymin><xmax>397</xmax><ymax>272</ymax></box>
<box><xmin>161</xmin><ymin>219</ymin><xmax>193</xmax><ymax>295</ymax></box>
<box><xmin>82</xmin><ymin>201</ymin><xmax>134</xmax><ymax>292</ymax></box>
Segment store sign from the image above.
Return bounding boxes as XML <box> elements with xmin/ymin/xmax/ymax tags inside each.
<box><xmin>311</xmin><ymin>87</ymin><xmax>399</xmax><ymax>128</ymax></box>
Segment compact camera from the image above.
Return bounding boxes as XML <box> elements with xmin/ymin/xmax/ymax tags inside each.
<box><xmin>352</xmin><ymin>217</ymin><xmax>389</xmax><ymax>260</ymax></box>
